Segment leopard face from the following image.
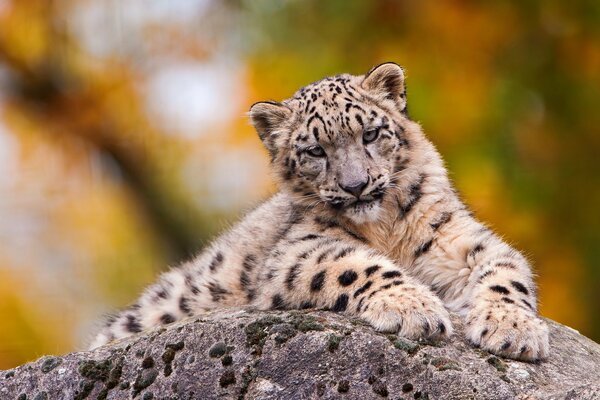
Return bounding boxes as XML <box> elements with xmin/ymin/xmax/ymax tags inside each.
<box><xmin>250</xmin><ymin>63</ymin><xmax>411</xmax><ymax>223</ymax></box>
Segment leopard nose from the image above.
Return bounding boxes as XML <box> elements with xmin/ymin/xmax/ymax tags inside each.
<box><xmin>340</xmin><ymin>180</ymin><xmax>368</xmax><ymax>198</ymax></box>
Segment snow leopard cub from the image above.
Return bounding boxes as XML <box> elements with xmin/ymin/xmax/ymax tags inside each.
<box><xmin>91</xmin><ymin>62</ymin><xmax>549</xmax><ymax>362</ymax></box>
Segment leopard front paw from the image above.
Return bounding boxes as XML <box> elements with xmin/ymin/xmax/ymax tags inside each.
<box><xmin>358</xmin><ymin>283</ymin><xmax>453</xmax><ymax>340</ymax></box>
<box><xmin>465</xmin><ymin>303</ymin><xmax>549</xmax><ymax>361</ymax></box>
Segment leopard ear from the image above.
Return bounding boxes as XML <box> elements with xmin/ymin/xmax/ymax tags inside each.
<box><xmin>362</xmin><ymin>62</ymin><xmax>408</xmax><ymax>115</ymax></box>
<box><xmin>249</xmin><ymin>101</ymin><xmax>293</xmax><ymax>154</ymax></box>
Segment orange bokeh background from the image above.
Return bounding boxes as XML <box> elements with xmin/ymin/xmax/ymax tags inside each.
<box><xmin>0</xmin><ymin>0</ymin><xmax>598</xmax><ymax>368</ymax></box>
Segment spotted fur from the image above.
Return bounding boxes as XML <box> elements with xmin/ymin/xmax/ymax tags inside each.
<box><xmin>90</xmin><ymin>63</ymin><xmax>549</xmax><ymax>362</ymax></box>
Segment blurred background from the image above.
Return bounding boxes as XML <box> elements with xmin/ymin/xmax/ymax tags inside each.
<box><xmin>0</xmin><ymin>0</ymin><xmax>598</xmax><ymax>369</ymax></box>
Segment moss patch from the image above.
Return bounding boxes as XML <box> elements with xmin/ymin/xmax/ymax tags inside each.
<box><xmin>132</xmin><ymin>368</ymin><xmax>159</xmax><ymax>397</ymax></box>
<box><xmin>413</xmin><ymin>391</ymin><xmax>430</xmax><ymax>399</ymax></box>
<box><xmin>74</xmin><ymin>380</ymin><xmax>95</xmax><ymax>400</ymax></box>
<box><xmin>368</xmin><ymin>375</ymin><xmax>388</xmax><ymax>397</ymax></box>
<box><xmin>75</xmin><ymin>357</ymin><xmax>123</xmax><ymax>399</ymax></box>
<box><xmin>290</xmin><ymin>314</ymin><xmax>324</xmax><ymax>333</ymax></box>
<box><xmin>79</xmin><ymin>359</ymin><xmax>111</xmax><ymax>381</ymax></box>
<box><xmin>337</xmin><ymin>380</ymin><xmax>350</xmax><ymax>393</ymax></box>
<box><xmin>219</xmin><ymin>370</ymin><xmax>236</xmax><ymax>387</ymax></box>
<box><xmin>327</xmin><ymin>334</ymin><xmax>342</xmax><ymax>352</ymax></box>
<box><xmin>388</xmin><ymin>335</ymin><xmax>420</xmax><ymax>355</ymax></box>
<box><xmin>162</xmin><ymin>341</ymin><xmax>184</xmax><ymax>377</ymax></box>
<box><xmin>487</xmin><ymin>356</ymin><xmax>508</xmax><ymax>373</ymax></box>
<box><xmin>165</xmin><ymin>341</ymin><xmax>185</xmax><ymax>351</ymax></box>
<box><xmin>244</xmin><ymin>316</ymin><xmax>283</xmax><ymax>354</ymax></box>
<box><xmin>349</xmin><ymin>317</ymin><xmax>370</xmax><ymax>327</ymax></box>
<box><xmin>430</xmin><ymin>357</ymin><xmax>461</xmax><ymax>371</ymax></box>
<box><xmin>271</xmin><ymin>323</ymin><xmax>297</xmax><ymax>344</ymax></box>
<box><xmin>209</xmin><ymin>342</ymin><xmax>228</xmax><ymax>358</ymax></box>
<box><xmin>162</xmin><ymin>348</ymin><xmax>176</xmax><ymax>377</ymax></box>
<box><xmin>238</xmin><ymin>362</ymin><xmax>258</xmax><ymax>400</ymax></box>
<box><xmin>162</xmin><ymin>348</ymin><xmax>176</xmax><ymax>374</ymax></box>
<box><xmin>316</xmin><ymin>381</ymin><xmax>326</xmax><ymax>396</ymax></box>
<box><xmin>245</xmin><ymin>314</ymin><xmax>324</xmax><ymax>354</ymax></box>
<box><xmin>402</xmin><ymin>382</ymin><xmax>413</xmax><ymax>392</ymax></box>
<box><xmin>105</xmin><ymin>357</ymin><xmax>124</xmax><ymax>389</ymax></box>
<box><xmin>221</xmin><ymin>355</ymin><xmax>233</xmax><ymax>366</ymax></box>
<box><xmin>141</xmin><ymin>356</ymin><xmax>155</xmax><ymax>369</ymax></box>
<box><xmin>417</xmin><ymin>337</ymin><xmax>446</xmax><ymax>348</ymax></box>
<box><xmin>40</xmin><ymin>357</ymin><xmax>61</xmax><ymax>373</ymax></box>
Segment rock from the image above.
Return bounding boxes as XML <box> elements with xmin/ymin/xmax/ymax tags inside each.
<box><xmin>1</xmin><ymin>310</ymin><xmax>599</xmax><ymax>399</ymax></box>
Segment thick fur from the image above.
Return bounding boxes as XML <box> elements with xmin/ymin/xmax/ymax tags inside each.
<box><xmin>90</xmin><ymin>63</ymin><xmax>549</xmax><ymax>361</ymax></box>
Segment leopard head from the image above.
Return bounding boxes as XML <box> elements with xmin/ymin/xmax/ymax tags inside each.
<box><xmin>250</xmin><ymin>62</ymin><xmax>412</xmax><ymax>224</ymax></box>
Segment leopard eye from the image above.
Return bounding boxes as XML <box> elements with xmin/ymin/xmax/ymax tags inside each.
<box><xmin>305</xmin><ymin>145</ymin><xmax>326</xmax><ymax>157</ymax></box>
<box><xmin>363</xmin><ymin>128</ymin><xmax>380</xmax><ymax>144</ymax></box>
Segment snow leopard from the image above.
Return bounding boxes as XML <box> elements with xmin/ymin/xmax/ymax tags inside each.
<box><xmin>90</xmin><ymin>62</ymin><xmax>549</xmax><ymax>362</ymax></box>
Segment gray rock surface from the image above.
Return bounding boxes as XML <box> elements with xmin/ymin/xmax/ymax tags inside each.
<box><xmin>1</xmin><ymin>310</ymin><xmax>599</xmax><ymax>399</ymax></box>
